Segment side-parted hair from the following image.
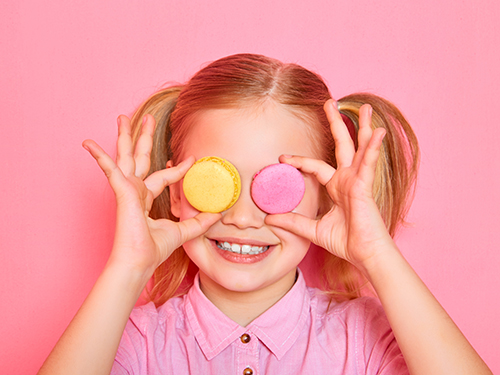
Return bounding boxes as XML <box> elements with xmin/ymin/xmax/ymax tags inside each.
<box><xmin>129</xmin><ymin>54</ymin><xmax>419</xmax><ymax>305</ymax></box>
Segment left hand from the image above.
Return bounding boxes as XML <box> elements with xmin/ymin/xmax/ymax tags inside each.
<box><xmin>265</xmin><ymin>99</ymin><xmax>394</xmax><ymax>270</ymax></box>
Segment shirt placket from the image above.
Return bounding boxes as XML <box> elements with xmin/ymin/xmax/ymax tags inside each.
<box><xmin>235</xmin><ymin>331</ymin><xmax>259</xmax><ymax>375</ymax></box>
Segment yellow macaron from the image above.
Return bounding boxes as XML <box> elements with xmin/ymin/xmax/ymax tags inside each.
<box><xmin>183</xmin><ymin>156</ymin><xmax>241</xmax><ymax>213</ymax></box>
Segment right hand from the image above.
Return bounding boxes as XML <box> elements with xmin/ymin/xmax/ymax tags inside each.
<box><xmin>83</xmin><ymin>114</ymin><xmax>221</xmax><ymax>277</ymax></box>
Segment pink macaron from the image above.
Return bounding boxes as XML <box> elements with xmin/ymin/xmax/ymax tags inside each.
<box><xmin>251</xmin><ymin>163</ymin><xmax>305</xmax><ymax>214</ymax></box>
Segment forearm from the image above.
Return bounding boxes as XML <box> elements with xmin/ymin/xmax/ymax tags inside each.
<box><xmin>362</xmin><ymin>242</ymin><xmax>492</xmax><ymax>375</ymax></box>
<box><xmin>38</xmin><ymin>261</ymin><xmax>152</xmax><ymax>375</ymax></box>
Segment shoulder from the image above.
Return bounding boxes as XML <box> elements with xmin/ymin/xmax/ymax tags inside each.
<box><xmin>308</xmin><ymin>287</ymin><xmax>384</xmax><ymax>323</ymax></box>
<box><xmin>112</xmin><ymin>296</ymin><xmax>189</xmax><ymax>373</ymax></box>
<box><xmin>308</xmin><ymin>290</ymin><xmax>408</xmax><ymax>373</ymax></box>
<box><xmin>125</xmin><ymin>295</ymin><xmax>187</xmax><ymax>335</ymax></box>
<box><xmin>307</xmin><ymin>290</ymin><xmax>393</xmax><ymax>351</ymax></box>
<box><xmin>112</xmin><ymin>296</ymin><xmax>189</xmax><ymax>374</ymax></box>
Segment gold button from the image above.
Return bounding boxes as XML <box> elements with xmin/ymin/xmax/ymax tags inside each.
<box><xmin>240</xmin><ymin>333</ymin><xmax>251</xmax><ymax>343</ymax></box>
<box><xmin>243</xmin><ymin>367</ymin><xmax>253</xmax><ymax>375</ymax></box>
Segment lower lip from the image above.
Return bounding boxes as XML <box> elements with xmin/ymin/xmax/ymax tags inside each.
<box><xmin>210</xmin><ymin>240</ymin><xmax>275</xmax><ymax>264</ymax></box>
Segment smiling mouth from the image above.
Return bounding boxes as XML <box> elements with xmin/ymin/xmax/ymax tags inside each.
<box><xmin>215</xmin><ymin>240</ymin><xmax>270</xmax><ymax>255</ymax></box>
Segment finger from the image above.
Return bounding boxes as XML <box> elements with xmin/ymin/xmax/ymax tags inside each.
<box><xmin>116</xmin><ymin>115</ymin><xmax>135</xmax><ymax>176</ymax></box>
<box><xmin>82</xmin><ymin>139</ymin><xmax>128</xmax><ymax>193</ymax></box>
<box><xmin>279</xmin><ymin>155</ymin><xmax>335</xmax><ymax>186</ymax></box>
<box><xmin>134</xmin><ymin>115</ymin><xmax>156</xmax><ymax>179</ymax></box>
<box><xmin>351</xmin><ymin>104</ymin><xmax>374</xmax><ymax>168</ymax></box>
<box><xmin>175</xmin><ymin>212</ymin><xmax>222</xmax><ymax>246</ymax></box>
<box><xmin>265</xmin><ymin>212</ymin><xmax>319</xmax><ymax>244</ymax></box>
<box><xmin>357</xmin><ymin>127</ymin><xmax>386</xmax><ymax>185</ymax></box>
<box><xmin>324</xmin><ymin>99</ymin><xmax>355</xmax><ymax>168</ymax></box>
<box><xmin>144</xmin><ymin>156</ymin><xmax>195</xmax><ymax>198</ymax></box>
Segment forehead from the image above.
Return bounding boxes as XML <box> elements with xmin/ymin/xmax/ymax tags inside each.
<box><xmin>181</xmin><ymin>103</ymin><xmax>320</xmax><ymax>170</ymax></box>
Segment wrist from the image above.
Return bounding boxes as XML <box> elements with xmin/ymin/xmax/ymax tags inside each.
<box><xmin>354</xmin><ymin>237</ymin><xmax>402</xmax><ymax>283</ymax></box>
<box><xmin>103</xmin><ymin>257</ymin><xmax>155</xmax><ymax>298</ymax></box>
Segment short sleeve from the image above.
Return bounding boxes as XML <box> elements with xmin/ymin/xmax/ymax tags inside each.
<box><xmin>110</xmin><ymin>329</ymin><xmax>136</xmax><ymax>375</ymax></box>
<box><xmin>360</xmin><ymin>298</ymin><xmax>409</xmax><ymax>375</ymax></box>
<box><xmin>110</xmin><ymin>302</ymin><xmax>159</xmax><ymax>375</ymax></box>
<box><xmin>110</xmin><ymin>361</ymin><xmax>130</xmax><ymax>375</ymax></box>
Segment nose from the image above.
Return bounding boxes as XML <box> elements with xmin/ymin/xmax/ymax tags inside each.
<box><xmin>221</xmin><ymin>186</ymin><xmax>266</xmax><ymax>229</ymax></box>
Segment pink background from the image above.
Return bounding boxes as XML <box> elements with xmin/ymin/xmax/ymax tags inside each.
<box><xmin>1</xmin><ymin>0</ymin><xmax>499</xmax><ymax>373</ymax></box>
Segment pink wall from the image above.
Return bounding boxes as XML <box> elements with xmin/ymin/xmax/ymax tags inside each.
<box><xmin>1</xmin><ymin>0</ymin><xmax>499</xmax><ymax>372</ymax></box>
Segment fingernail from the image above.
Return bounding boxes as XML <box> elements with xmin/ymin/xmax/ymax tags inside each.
<box><xmin>117</xmin><ymin>116</ymin><xmax>121</xmax><ymax>126</ymax></box>
<box><xmin>282</xmin><ymin>154</ymin><xmax>293</xmax><ymax>159</ymax></box>
<box><xmin>142</xmin><ymin>115</ymin><xmax>148</xmax><ymax>125</ymax></box>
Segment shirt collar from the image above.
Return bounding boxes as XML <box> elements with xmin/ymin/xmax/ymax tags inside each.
<box><xmin>185</xmin><ymin>269</ymin><xmax>311</xmax><ymax>360</ymax></box>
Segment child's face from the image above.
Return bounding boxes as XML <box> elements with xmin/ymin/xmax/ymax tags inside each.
<box><xmin>170</xmin><ymin>102</ymin><xmax>322</xmax><ymax>298</ymax></box>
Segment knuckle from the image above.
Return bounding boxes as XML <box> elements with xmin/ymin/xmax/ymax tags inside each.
<box><xmin>104</xmin><ymin>164</ymin><xmax>119</xmax><ymax>179</ymax></box>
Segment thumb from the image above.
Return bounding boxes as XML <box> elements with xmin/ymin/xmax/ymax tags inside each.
<box><xmin>265</xmin><ymin>213</ymin><xmax>318</xmax><ymax>243</ymax></box>
<box><xmin>175</xmin><ymin>212</ymin><xmax>222</xmax><ymax>245</ymax></box>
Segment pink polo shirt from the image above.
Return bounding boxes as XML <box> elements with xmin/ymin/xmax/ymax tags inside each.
<box><xmin>112</xmin><ymin>271</ymin><xmax>408</xmax><ymax>374</ymax></box>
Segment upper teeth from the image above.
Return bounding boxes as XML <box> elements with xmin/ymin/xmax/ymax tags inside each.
<box><xmin>217</xmin><ymin>241</ymin><xmax>269</xmax><ymax>255</ymax></box>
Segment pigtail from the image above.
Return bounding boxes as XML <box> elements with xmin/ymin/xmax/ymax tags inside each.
<box><xmin>130</xmin><ymin>86</ymin><xmax>181</xmax><ymax>178</ymax></box>
<box><xmin>338</xmin><ymin>93</ymin><xmax>419</xmax><ymax>236</ymax></box>
<box><xmin>129</xmin><ymin>85</ymin><xmax>192</xmax><ymax>306</ymax></box>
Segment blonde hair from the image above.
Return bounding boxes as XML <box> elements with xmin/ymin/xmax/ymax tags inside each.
<box><xmin>129</xmin><ymin>54</ymin><xmax>419</xmax><ymax>305</ymax></box>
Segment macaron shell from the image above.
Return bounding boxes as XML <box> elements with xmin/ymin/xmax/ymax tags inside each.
<box><xmin>183</xmin><ymin>157</ymin><xmax>241</xmax><ymax>213</ymax></box>
<box><xmin>251</xmin><ymin>163</ymin><xmax>305</xmax><ymax>214</ymax></box>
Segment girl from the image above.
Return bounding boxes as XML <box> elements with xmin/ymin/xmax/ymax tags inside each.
<box><xmin>39</xmin><ymin>54</ymin><xmax>492</xmax><ymax>374</ymax></box>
